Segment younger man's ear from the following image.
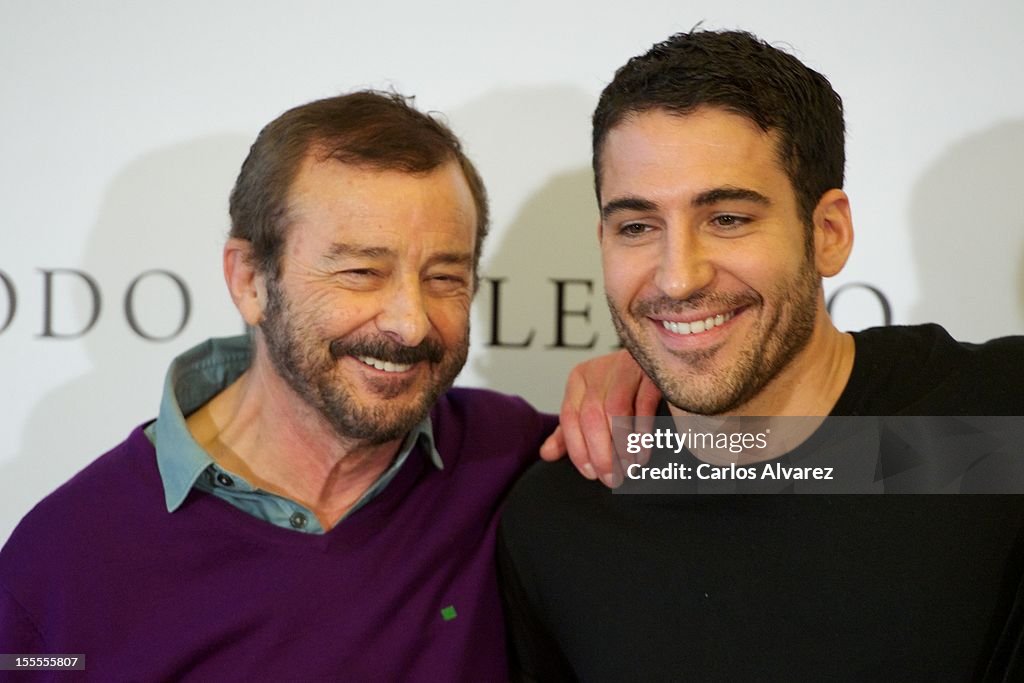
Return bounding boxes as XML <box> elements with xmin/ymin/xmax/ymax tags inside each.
<box><xmin>812</xmin><ymin>189</ymin><xmax>854</xmax><ymax>277</ymax></box>
<box><xmin>223</xmin><ymin>238</ymin><xmax>267</xmax><ymax>326</ymax></box>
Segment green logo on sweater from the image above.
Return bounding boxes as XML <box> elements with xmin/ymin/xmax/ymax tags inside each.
<box><xmin>440</xmin><ymin>605</ymin><xmax>457</xmax><ymax>621</ymax></box>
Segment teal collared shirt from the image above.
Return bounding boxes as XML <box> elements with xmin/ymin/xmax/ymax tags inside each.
<box><xmin>144</xmin><ymin>335</ymin><xmax>442</xmax><ymax>534</ymax></box>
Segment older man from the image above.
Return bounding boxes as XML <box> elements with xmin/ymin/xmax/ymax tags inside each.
<box><xmin>500</xmin><ymin>30</ymin><xmax>1024</xmax><ymax>681</ymax></box>
<box><xmin>0</xmin><ymin>92</ymin><xmax>560</xmax><ymax>681</ymax></box>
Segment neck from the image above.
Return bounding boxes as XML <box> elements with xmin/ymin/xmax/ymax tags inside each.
<box><xmin>665</xmin><ymin>304</ymin><xmax>854</xmax><ymax>465</ymax></box>
<box><xmin>186</xmin><ymin>348</ymin><xmax>402</xmax><ymax>530</ymax></box>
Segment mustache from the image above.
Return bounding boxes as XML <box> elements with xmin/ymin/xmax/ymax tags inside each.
<box><xmin>630</xmin><ymin>290</ymin><xmax>760</xmax><ymax>317</ymax></box>
<box><xmin>329</xmin><ymin>336</ymin><xmax>445</xmax><ymax>365</ymax></box>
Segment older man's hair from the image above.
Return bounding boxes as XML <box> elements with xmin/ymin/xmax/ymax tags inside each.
<box><xmin>229</xmin><ymin>90</ymin><xmax>489</xmax><ymax>283</ymax></box>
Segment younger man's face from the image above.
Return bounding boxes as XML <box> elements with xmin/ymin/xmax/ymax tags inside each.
<box><xmin>597</xmin><ymin>107</ymin><xmax>822</xmax><ymax>416</ymax></box>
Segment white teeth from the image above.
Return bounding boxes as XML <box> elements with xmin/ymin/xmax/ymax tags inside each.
<box><xmin>356</xmin><ymin>356</ymin><xmax>413</xmax><ymax>373</ymax></box>
<box><xmin>662</xmin><ymin>311</ymin><xmax>734</xmax><ymax>336</ymax></box>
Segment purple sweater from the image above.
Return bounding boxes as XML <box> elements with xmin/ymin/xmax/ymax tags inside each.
<box><xmin>0</xmin><ymin>388</ymin><xmax>555</xmax><ymax>681</ymax></box>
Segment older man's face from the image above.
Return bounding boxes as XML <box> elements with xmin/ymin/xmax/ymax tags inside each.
<box><xmin>260</xmin><ymin>156</ymin><xmax>476</xmax><ymax>443</ymax></box>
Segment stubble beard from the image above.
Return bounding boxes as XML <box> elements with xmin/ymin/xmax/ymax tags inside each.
<box><xmin>608</xmin><ymin>258</ymin><xmax>820</xmax><ymax>416</ymax></box>
<box><xmin>259</xmin><ymin>275</ymin><xmax>468</xmax><ymax>444</ymax></box>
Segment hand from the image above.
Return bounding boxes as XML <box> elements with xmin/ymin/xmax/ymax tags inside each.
<box><xmin>540</xmin><ymin>350</ymin><xmax>661</xmax><ymax>487</ymax></box>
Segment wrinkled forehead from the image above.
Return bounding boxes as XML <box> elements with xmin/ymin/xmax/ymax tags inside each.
<box><xmin>282</xmin><ymin>154</ymin><xmax>478</xmax><ymax>253</ymax></box>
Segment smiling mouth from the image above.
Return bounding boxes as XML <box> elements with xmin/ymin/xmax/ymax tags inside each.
<box><xmin>661</xmin><ymin>311</ymin><xmax>736</xmax><ymax>336</ymax></box>
<box><xmin>356</xmin><ymin>356</ymin><xmax>414</xmax><ymax>373</ymax></box>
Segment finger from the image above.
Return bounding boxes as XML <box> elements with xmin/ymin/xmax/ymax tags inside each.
<box><xmin>604</xmin><ymin>350</ymin><xmax>646</xmax><ymax>468</ymax></box>
<box><xmin>633</xmin><ymin>415</ymin><xmax>654</xmax><ymax>467</ymax></box>
<box><xmin>636</xmin><ymin>373</ymin><xmax>662</xmax><ymax>416</ymax></box>
<box><xmin>633</xmin><ymin>374</ymin><xmax>662</xmax><ymax>466</ymax></box>
<box><xmin>560</xmin><ymin>371</ymin><xmax>598</xmax><ymax>481</ymax></box>
<box><xmin>578</xmin><ymin>398</ymin><xmax>621</xmax><ymax>487</ymax></box>
<box><xmin>539</xmin><ymin>426</ymin><xmax>566</xmax><ymax>461</ymax></box>
<box><xmin>604</xmin><ymin>383</ymin><xmax>639</xmax><ymax>464</ymax></box>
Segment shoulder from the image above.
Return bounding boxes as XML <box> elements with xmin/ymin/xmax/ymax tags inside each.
<box><xmin>848</xmin><ymin>324</ymin><xmax>1024</xmax><ymax>414</ymax></box>
<box><xmin>854</xmin><ymin>323</ymin><xmax>1024</xmax><ymax>358</ymax></box>
<box><xmin>1</xmin><ymin>425</ymin><xmax>160</xmax><ymax>561</ymax></box>
<box><xmin>509</xmin><ymin>457</ymin><xmax>596</xmax><ymax>501</ymax></box>
<box><xmin>501</xmin><ymin>459</ymin><xmax>609</xmax><ymax>543</ymax></box>
<box><xmin>435</xmin><ymin>386</ymin><xmax>547</xmax><ymax>420</ymax></box>
<box><xmin>431</xmin><ymin>387</ymin><xmax>558</xmax><ymax>454</ymax></box>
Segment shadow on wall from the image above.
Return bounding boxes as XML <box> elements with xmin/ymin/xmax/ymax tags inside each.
<box><xmin>909</xmin><ymin>119</ymin><xmax>1024</xmax><ymax>341</ymax></box>
<box><xmin>448</xmin><ymin>86</ymin><xmax>617</xmax><ymax>412</ymax></box>
<box><xmin>3</xmin><ymin>136</ymin><xmax>249</xmax><ymax>540</ymax></box>
<box><xmin>474</xmin><ymin>166</ymin><xmax>616</xmax><ymax>411</ymax></box>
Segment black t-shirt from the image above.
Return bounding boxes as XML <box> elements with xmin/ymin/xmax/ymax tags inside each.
<box><xmin>499</xmin><ymin>325</ymin><xmax>1024</xmax><ymax>682</ymax></box>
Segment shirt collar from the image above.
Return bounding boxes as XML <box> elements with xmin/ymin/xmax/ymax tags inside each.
<box><xmin>147</xmin><ymin>335</ymin><xmax>441</xmax><ymax>513</ymax></box>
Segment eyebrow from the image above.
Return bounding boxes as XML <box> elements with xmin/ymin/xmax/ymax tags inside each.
<box><xmin>325</xmin><ymin>243</ymin><xmax>473</xmax><ymax>269</ymax></box>
<box><xmin>325</xmin><ymin>243</ymin><xmax>394</xmax><ymax>260</ymax></box>
<box><xmin>601</xmin><ymin>196</ymin><xmax>659</xmax><ymax>220</ymax></box>
<box><xmin>601</xmin><ymin>186</ymin><xmax>772</xmax><ymax>220</ymax></box>
<box><xmin>425</xmin><ymin>252</ymin><xmax>474</xmax><ymax>269</ymax></box>
<box><xmin>692</xmin><ymin>186</ymin><xmax>772</xmax><ymax>207</ymax></box>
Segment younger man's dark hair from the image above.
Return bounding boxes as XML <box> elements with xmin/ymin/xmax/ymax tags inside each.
<box><xmin>592</xmin><ymin>30</ymin><xmax>844</xmax><ymax>227</ymax></box>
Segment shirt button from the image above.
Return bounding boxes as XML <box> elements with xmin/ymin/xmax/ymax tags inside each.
<box><xmin>290</xmin><ymin>512</ymin><xmax>308</xmax><ymax>529</ymax></box>
<box><xmin>215</xmin><ymin>473</ymin><xmax>234</xmax><ymax>487</ymax></box>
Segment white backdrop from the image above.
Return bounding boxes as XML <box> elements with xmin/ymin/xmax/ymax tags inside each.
<box><xmin>2</xmin><ymin>0</ymin><xmax>1023</xmax><ymax>543</ymax></box>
